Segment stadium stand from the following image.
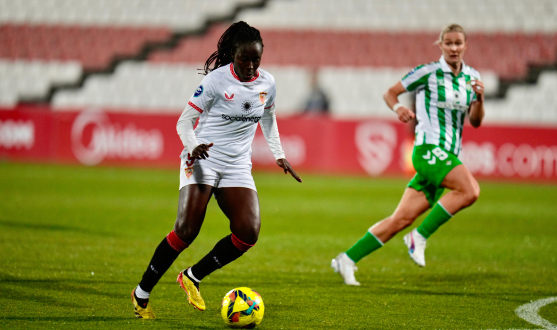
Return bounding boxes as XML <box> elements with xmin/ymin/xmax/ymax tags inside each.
<box><xmin>0</xmin><ymin>0</ymin><xmax>260</xmax><ymax>29</ymax></box>
<box><xmin>236</xmin><ymin>0</ymin><xmax>557</xmax><ymax>33</ymax></box>
<box><xmin>151</xmin><ymin>27</ymin><xmax>557</xmax><ymax>80</ymax></box>
<box><xmin>484</xmin><ymin>72</ymin><xmax>557</xmax><ymax>124</ymax></box>
<box><xmin>0</xmin><ymin>60</ymin><xmax>81</xmax><ymax>107</ymax></box>
<box><xmin>2</xmin><ymin>0</ymin><xmax>557</xmax><ymax>124</ymax></box>
<box><xmin>0</xmin><ymin>24</ymin><xmax>171</xmax><ymax>70</ymax></box>
<box><xmin>0</xmin><ymin>0</ymin><xmax>260</xmax><ymax>106</ymax></box>
<box><xmin>52</xmin><ymin>62</ymin><xmax>309</xmax><ymax>116</ymax></box>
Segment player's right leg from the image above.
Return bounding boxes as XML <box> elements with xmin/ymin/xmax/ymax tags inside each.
<box><xmin>178</xmin><ymin>186</ymin><xmax>259</xmax><ymax>310</ymax></box>
<box><xmin>132</xmin><ymin>184</ymin><xmax>213</xmax><ymax>318</ymax></box>
<box><xmin>332</xmin><ymin>188</ymin><xmax>430</xmax><ymax>285</ymax></box>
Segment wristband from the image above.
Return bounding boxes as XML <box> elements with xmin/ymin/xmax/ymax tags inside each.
<box><xmin>392</xmin><ymin>103</ymin><xmax>403</xmax><ymax>112</ymax></box>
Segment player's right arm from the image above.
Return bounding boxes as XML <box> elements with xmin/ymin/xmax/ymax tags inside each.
<box><xmin>383</xmin><ymin>81</ymin><xmax>415</xmax><ymax>123</ymax></box>
<box><xmin>176</xmin><ymin>74</ymin><xmax>217</xmax><ymax>159</ymax></box>
<box><xmin>176</xmin><ymin>104</ymin><xmax>213</xmax><ymax>159</ymax></box>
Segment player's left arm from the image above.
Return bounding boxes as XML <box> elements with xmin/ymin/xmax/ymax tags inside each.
<box><xmin>259</xmin><ymin>100</ymin><xmax>302</xmax><ymax>183</ymax></box>
<box><xmin>469</xmin><ymin>79</ymin><xmax>485</xmax><ymax>128</ymax></box>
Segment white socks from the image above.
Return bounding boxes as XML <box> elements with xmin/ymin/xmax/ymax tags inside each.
<box><xmin>135</xmin><ymin>285</ymin><xmax>150</xmax><ymax>299</ymax></box>
<box><xmin>187</xmin><ymin>267</ymin><xmax>201</xmax><ymax>283</ymax></box>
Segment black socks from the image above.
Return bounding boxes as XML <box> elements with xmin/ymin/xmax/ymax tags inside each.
<box><xmin>190</xmin><ymin>235</ymin><xmax>245</xmax><ymax>281</ymax></box>
<box><xmin>138</xmin><ymin>237</ymin><xmax>181</xmax><ymax>293</ymax></box>
<box><xmin>137</xmin><ymin>234</ymin><xmax>247</xmax><ymax>295</ymax></box>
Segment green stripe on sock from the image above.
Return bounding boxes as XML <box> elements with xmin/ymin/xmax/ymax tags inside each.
<box><xmin>345</xmin><ymin>232</ymin><xmax>383</xmax><ymax>263</ymax></box>
<box><xmin>417</xmin><ymin>202</ymin><xmax>452</xmax><ymax>239</ymax></box>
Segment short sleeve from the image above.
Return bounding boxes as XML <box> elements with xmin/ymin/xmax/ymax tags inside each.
<box><xmin>401</xmin><ymin>64</ymin><xmax>431</xmax><ymax>92</ymax></box>
<box><xmin>187</xmin><ymin>72</ymin><xmax>217</xmax><ymax>113</ymax></box>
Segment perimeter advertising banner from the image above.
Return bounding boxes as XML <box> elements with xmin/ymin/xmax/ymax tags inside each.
<box><xmin>1</xmin><ymin>107</ymin><xmax>556</xmax><ymax>182</ymax></box>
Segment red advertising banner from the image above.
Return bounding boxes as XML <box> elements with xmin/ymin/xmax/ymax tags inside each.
<box><xmin>1</xmin><ymin>107</ymin><xmax>556</xmax><ymax>182</ymax></box>
<box><xmin>0</xmin><ymin>108</ymin><xmax>52</xmax><ymax>161</ymax></box>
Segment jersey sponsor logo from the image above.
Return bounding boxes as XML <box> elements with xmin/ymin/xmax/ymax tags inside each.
<box><xmin>241</xmin><ymin>100</ymin><xmax>254</xmax><ymax>114</ymax></box>
<box><xmin>194</xmin><ymin>85</ymin><xmax>203</xmax><ymax>97</ymax></box>
<box><xmin>437</xmin><ymin>77</ymin><xmax>445</xmax><ymax>86</ymax></box>
<box><xmin>224</xmin><ymin>92</ymin><xmax>234</xmax><ymax>101</ymax></box>
<box><xmin>454</xmin><ymin>90</ymin><xmax>463</xmax><ymax>102</ymax></box>
<box><xmin>437</xmin><ymin>101</ymin><xmax>468</xmax><ymax>111</ymax></box>
<box><xmin>221</xmin><ymin>114</ymin><xmax>261</xmax><ymax>123</ymax></box>
<box><xmin>259</xmin><ymin>92</ymin><xmax>267</xmax><ymax>104</ymax></box>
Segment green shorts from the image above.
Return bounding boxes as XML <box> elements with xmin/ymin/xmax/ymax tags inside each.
<box><xmin>408</xmin><ymin>144</ymin><xmax>462</xmax><ymax>206</ymax></box>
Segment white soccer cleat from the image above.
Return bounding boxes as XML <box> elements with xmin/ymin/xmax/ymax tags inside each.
<box><xmin>403</xmin><ymin>228</ymin><xmax>427</xmax><ymax>267</ymax></box>
<box><xmin>331</xmin><ymin>253</ymin><xmax>361</xmax><ymax>286</ymax></box>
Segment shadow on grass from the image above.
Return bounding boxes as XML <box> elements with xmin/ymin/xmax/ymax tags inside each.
<box><xmin>0</xmin><ymin>219</ymin><xmax>115</xmax><ymax>237</ymax></box>
<box><xmin>1</xmin><ymin>316</ymin><xmax>227</xmax><ymax>329</ymax></box>
<box><xmin>1</xmin><ymin>316</ymin><xmax>129</xmax><ymax>322</ymax></box>
<box><xmin>1</xmin><ymin>286</ymin><xmax>81</xmax><ymax>308</ymax></box>
<box><xmin>1</xmin><ymin>273</ymin><xmax>128</xmax><ymax>307</ymax></box>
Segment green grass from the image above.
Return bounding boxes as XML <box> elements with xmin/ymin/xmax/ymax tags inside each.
<box><xmin>0</xmin><ymin>162</ymin><xmax>556</xmax><ymax>329</ymax></box>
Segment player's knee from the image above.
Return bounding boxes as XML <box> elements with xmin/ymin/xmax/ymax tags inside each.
<box><xmin>231</xmin><ymin>217</ymin><xmax>260</xmax><ymax>245</ymax></box>
<box><xmin>390</xmin><ymin>214</ymin><xmax>415</xmax><ymax>231</ymax></box>
<box><xmin>469</xmin><ymin>185</ymin><xmax>480</xmax><ymax>205</ymax></box>
<box><xmin>463</xmin><ymin>183</ymin><xmax>480</xmax><ymax>207</ymax></box>
<box><xmin>231</xmin><ymin>232</ymin><xmax>256</xmax><ymax>252</ymax></box>
<box><xmin>242</xmin><ymin>223</ymin><xmax>260</xmax><ymax>245</ymax></box>
<box><xmin>173</xmin><ymin>219</ymin><xmax>201</xmax><ymax>245</ymax></box>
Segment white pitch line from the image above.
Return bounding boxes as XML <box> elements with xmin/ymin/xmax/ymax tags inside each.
<box><xmin>515</xmin><ymin>297</ymin><xmax>557</xmax><ymax>329</ymax></box>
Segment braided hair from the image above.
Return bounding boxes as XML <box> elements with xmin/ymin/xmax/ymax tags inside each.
<box><xmin>203</xmin><ymin>21</ymin><xmax>263</xmax><ymax>75</ymax></box>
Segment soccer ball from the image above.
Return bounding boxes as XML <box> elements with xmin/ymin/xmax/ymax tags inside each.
<box><xmin>221</xmin><ymin>287</ymin><xmax>264</xmax><ymax>329</ymax></box>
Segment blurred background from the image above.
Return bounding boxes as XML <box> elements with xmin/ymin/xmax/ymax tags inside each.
<box><xmin>1</xmin><ymin>0</ymin><xmax>556</xmax><ymax>182</ymax></box>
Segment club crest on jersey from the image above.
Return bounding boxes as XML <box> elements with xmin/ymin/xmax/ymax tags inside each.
<box><xmin>194</xmin><ymin>85</ymin><xmax>203</xmax><ymax>97</ymax></box>
<box><xmin>185</xmin><ymin>166</ymin><xmax>194</xmax><ymax>179</ymax></box>
<box><xmin>241</xmin><ymin>100</ymin><xmax>254</xmax><ymax>114</ymax></box>
<box><xmin>259</xmin><ymin>92</ymin><xmax>267</xmax><ymax>104</ymax></box>
<box><xmin>185</xmin><ymin>153</ymin><xmax>195</xmax><ymax>178</ymax></box>
<box><xmin>466</xmin><ymin>80</ymin><xmax>472</xmax><ymax>91</ymax></box>
<box><xmin>224</xmin><ymin>92</ymin><xmax>234</xmax><ymax>101</ymax></box>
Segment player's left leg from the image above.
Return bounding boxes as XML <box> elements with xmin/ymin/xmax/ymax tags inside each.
<box><xmin>416</xmin><ymin>164</ymin><xmax>480</xmax><ymax>239</ymax></box>
<box><xmin>180</xmin><ymin>187</ymin><xmax>260</xmax><ymax>300</ymax></box>
<box><xmin>332</xmin><ymin>187</ymin><xmax>431</xmax><ymax>285</ymax></box>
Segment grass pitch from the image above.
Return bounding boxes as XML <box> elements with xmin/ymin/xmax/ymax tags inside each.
<box><xmin>0</xmin><ymin>162</ymin><xmax>556</xmax><ymax>329</ymax></box>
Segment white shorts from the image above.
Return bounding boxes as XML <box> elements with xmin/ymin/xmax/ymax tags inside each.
<box><xmin>179</xmin><ymin>156</ymin><xmax>256</xmax><ymax>191</ymax></box>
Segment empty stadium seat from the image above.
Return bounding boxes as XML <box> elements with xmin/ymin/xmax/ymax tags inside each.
<box><xmin>148</xmin><ymin>26</ymin><xmax>556</xmax><ymax>81</ymax></box>
<box><xmin>52</xmin><ymin>61</ymin><xmax>500</xmax><ymax>120</ymax></box>
<box><xmin>0</xmin><ymin>60</ymin><xmax>82</xmax><ymax>107</ymax></box>
<box><xmin>237</xmin><ymin>0</ymin><xmax>557</xmax><ymax>33</ymax></box>
<box><xmin>484</xmin><ymin>72</ymin><xmax>557</xmax><ymax>124</ymax></box>
<box><xmin>0</xmin><ymin>0</ymin><xmax>260</xmax><ymax>30</ymax></box>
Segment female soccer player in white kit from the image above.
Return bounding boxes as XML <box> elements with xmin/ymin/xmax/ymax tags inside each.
<box><xmin>131</xmin><ymin>21</ymin><xmax>301</xmax><ymax>318</ymax></box>
<box><xmin>332</xmin><ymin>24</ymin><xmax>485</xmax><ymax>285</ymax></box>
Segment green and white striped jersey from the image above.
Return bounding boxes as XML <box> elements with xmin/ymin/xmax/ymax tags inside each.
<box><xmin>401</xmin><ymin>56</ymin><xmax>481</xmax><ymax>156</ymax></box>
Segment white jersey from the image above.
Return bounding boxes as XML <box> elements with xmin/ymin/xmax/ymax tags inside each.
<box><xmin>401</xmin><ymin>56</ymin><xmax>481</xmax><ymax>156</ymax></box>
<box><xmin>185</xmin><ymin>63</ymin><xmax>277</xmax><ymax>166</ymax></box>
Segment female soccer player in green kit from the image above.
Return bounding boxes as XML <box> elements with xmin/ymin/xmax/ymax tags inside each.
<box><xmin>332</xmin><ymin>24</ymin><xmax>485</xmax><ymax>285</ymax></box>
